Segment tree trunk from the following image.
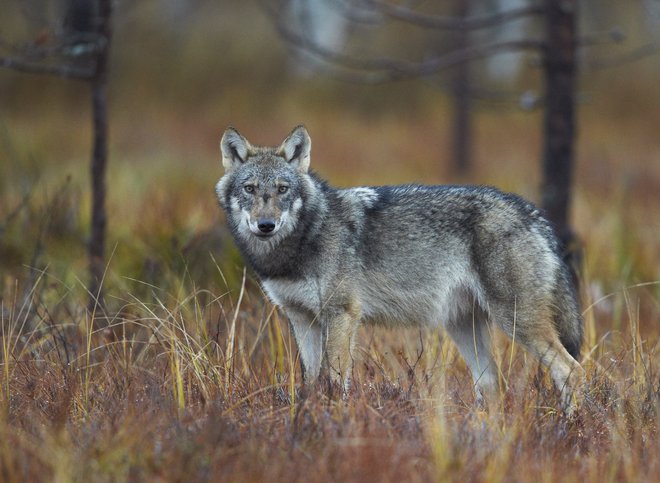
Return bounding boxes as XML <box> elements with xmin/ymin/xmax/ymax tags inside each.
<box><xmin>451</xmin><ymin>0</ymin><xmax>472</xmax><ymax>176</ymax></box>
<box><xmin>452</xmin><ymin>56</ymin><xmax>471</xmax><ymax>176</ymax></box>
<box><xmin>541</xmin><ymin>0</ymin><xmax>577</xmax><ymax>260</ymax></box>
<box><xmin>88</xmin><ymin>0</ymin><xmax>112</xmax><ymax>312</ymax></box>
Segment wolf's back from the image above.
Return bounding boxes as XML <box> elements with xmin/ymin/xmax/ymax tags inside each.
<box><xmin>354</xmin><ymin>184</ymin><xmax>584</xmax><ymax>358</ymax></box>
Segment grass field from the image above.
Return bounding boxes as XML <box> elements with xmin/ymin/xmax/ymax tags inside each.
<box><xmin>1</xmin><ymin>2</ymin><xmax>659</xmax><ymax>481</ymax></box>
<box><xmin>0</xmin><ymin>239</ymin><xmax>657</xmax><ymax>482</ymax></box>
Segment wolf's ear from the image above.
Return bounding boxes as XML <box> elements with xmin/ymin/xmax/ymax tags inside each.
<box><xmin>220</xmin><ymin>127</ymin><xmax>250</xmax><ymax>171</ymax></box>
<box><xmin>278</xmin><ymin>125</ymin><xmax>311</xmax><ymax>173</ymax></box>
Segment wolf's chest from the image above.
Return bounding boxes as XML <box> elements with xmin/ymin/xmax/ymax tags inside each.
<box><xmin>261</xmin><ymin>278</ymin><xmax>322</xmax><ymax>313</ymax></box>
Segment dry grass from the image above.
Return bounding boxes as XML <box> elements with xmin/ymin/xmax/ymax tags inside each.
<box><xmin>0</xmin><ymin>259</ymin><xmax>658</xmax><ymax>482</ymax></box>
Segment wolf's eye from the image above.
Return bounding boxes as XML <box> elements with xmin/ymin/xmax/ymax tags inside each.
<box><xmin>244</xmin><ymin>185</ymin><xmax>255</xmax><ymax>194</ymax></box>
<box><xmin>278</xmin><ymin>185</ymin><xmax>289</xmax><ymax>194</ymax></box>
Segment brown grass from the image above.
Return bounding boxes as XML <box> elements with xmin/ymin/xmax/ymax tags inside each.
<box><xmin>0</xmin><ymin>260</ymin><xmax>658</xmax><ymax>482</ymax></box>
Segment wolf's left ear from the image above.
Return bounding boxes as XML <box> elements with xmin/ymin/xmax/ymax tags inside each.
<box><xmin>220</xmin><ymin>127</ymin><xmax>250</xmax><ymax>171</ymax></box>
<box><xmin>278</xmin><ymin>125</ymin><xmax>311</xmax><ymax>173</ymax></box>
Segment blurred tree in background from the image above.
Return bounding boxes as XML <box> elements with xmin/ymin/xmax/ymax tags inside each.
<box><xmin>1</xmin><ymin>0</ymin><xmax>113</xmax><ymax>311</ymax></box>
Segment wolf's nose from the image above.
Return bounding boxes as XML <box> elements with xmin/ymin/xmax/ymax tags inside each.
<box><xmin>257</xmin><ymin>219</ymin><xmax>276</xmax><ymax>233</ymax></box>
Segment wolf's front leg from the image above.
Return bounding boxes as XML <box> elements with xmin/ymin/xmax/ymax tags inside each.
<box><xmin>286</xmin><ymin>308</ymin><xmax>323</xmax><ymax>385</ymax></box>
<box><xmin>323</xmin><ymin>307</ymin><xmax>360</xmax><ymax>394</ymax></box>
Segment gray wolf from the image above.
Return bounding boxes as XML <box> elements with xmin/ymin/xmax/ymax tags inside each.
<box><xmin>215</xmin><ymin>125</ymin><xmax>584</xmax><ymax>412</ymax></box>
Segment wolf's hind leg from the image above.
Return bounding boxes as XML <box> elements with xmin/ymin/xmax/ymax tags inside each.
<box><xmin>445</xmin><ymin>316</ymin><xmax>499</xmax><ymax>406</ymax></box>
<box><xmin>491</xmin><ymin>301</ymin><xmax>584</xmax><ymax>414</ymax></box>
<box><xmin>287</xmin><ymin>309</ymin><xmax>323</xmax><ymax>385</ymax></box>
<box><xmin>523</xmin><ymin>334</ymin><xmax>584</xmax><ymax>415</ymax></box>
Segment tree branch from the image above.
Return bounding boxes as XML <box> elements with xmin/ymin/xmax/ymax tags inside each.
<box><xmin>265</xmin><ymin>2</ymin><xmax>542</xmax><ymax>81</ymax></box>
<box><xmin>359</xmin><ymin>0</ymin><xmax>544</xmax><ymax>30</ymax></box>
<box><xmin>408</xmin><ymin>39</ymin><xmax>543</xmax><ymax>77</ymax></box>
<box><xmin>325</xmin><ymin>0</ymin><xmax>383</xmax><ymax>25</ymax></box>
<box><xmin>0</xmin><ymin>55</ymin><xmax>93</xmax><ymax>80</ymax></box>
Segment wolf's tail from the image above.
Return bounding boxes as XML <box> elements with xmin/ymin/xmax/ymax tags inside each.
<box><xmin>554</xmin><ymin>265</ymin><xmax>583</xmax><ymax>360</ymax></box>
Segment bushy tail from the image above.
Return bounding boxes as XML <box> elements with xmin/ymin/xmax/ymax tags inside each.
<box><xmin>554</xmin><ymin>266</ymin><xmax>583</xmax><ymax>360</ymax></box>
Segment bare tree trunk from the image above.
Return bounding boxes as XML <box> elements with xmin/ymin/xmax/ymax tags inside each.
<box><xmin>541</xmin><ymin>0</ymin><xmax>577</xmax><ymax>259</ymax></box>
<box><xmin>88</xmin><ymin>0</ymin><xmax>112</xmax><ymax>312</ymax></box>
<box><xmin>451</xmin><ymin>62</ymin><xmax>471</xmax><ymax>175</ymax></box>
<box><xmin>451</xmin><ymin>0</ymin><xmax>472</xmax><ymax>176</ymax></box>
<box><xmin>0</xmin><ymin>1</ymin><xmax>113</xmax><ymax>310</ymax></box>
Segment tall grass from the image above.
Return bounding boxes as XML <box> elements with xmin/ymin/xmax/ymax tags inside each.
<box><xmin>0</xmin><ymin>260</ymin><xmax>657</xmax><ymax>481</ymax></box>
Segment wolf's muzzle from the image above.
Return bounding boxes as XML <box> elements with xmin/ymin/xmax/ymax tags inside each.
<box><xmin>256</xmin><ymin>218</ymin><xmax>277</xmax><ymax>235</ymax></box>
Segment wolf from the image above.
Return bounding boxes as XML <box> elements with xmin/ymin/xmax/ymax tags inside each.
<box><xmin>215</xmin><ymin>125</ymin><xmax>584</xmax><ymax>412</ymax></box>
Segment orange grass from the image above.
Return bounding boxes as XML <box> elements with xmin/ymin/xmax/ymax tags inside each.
<box><xmin>0</xmin><ymin>266</ymin><xmax>657</xmax><ymax>482</ymax></box>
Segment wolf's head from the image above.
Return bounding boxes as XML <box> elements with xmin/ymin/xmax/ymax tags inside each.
<box><xmin>215</xmin><ymin>125</ymin><xmax>312</xmax><ymax>251</ymax></box>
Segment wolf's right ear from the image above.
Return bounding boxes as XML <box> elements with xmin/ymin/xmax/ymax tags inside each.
<box><xmin>220</xmin><ymin>127</ymin><xmax>250</xmax><ymax>171</ymax></box>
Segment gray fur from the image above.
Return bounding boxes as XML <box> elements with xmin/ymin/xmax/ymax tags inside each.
<box><xmin>216</xmin><ymin>125</ymin><xmax>584</xmax><ymax>412</ymax></box>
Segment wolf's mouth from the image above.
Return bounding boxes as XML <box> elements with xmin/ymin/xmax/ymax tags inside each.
<box><xmin>254</xmin><ymin>232</ymin><xmax>276</xmax><ymax>240</ymax></box>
